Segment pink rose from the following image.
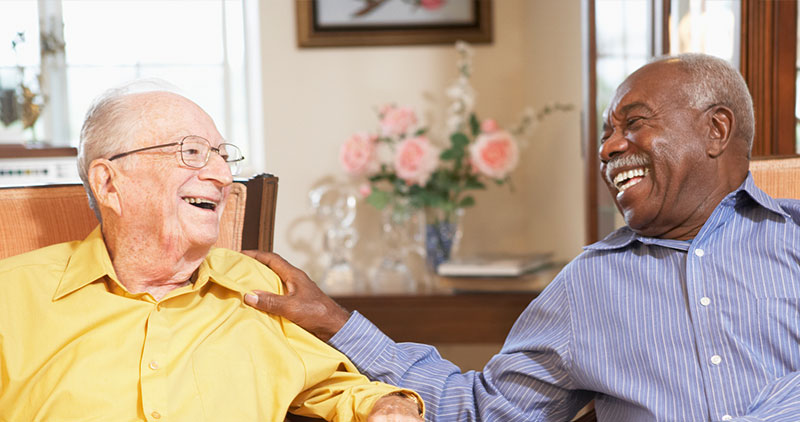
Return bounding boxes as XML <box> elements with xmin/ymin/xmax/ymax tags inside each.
<box><xmin>394</xmin><ymin>136</ymin><xmax>440</xmax><ymax>186</ymax></box>
<box><xmin>358</xmin><ymin>183</ymin><xmax>372</xmax><ymax>197</ymax></box>
<box><xmin>340</xmin><ymin>132</ymin><xmax>378</xmax><ymax>176</ymax></box>
<box><xmin>420</xmin><ymin>0</ymin><xmax>445</xmax><ymax>10</ymax></box>
<box><xmin>469</xmin><ymin>131</ymin><xmax>519</xmax><ymax>179</ymax></box>
<box><xmin>480</xmin><ymin>118</ymin><xmax>499</xmax><ymax>133</ymax></box>
<box><xmin>380</xmin><ymin>106</ymin><xmax>418</xmax><ymax>137</ymax></box>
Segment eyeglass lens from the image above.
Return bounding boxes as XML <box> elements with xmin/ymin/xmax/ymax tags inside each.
<box><xmin>180</xmin><ymin>136</ymin><xmax>243</xmax><ymax>175</ymax></box>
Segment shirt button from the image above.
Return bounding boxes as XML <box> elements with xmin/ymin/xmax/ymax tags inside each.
<box><xmin>700</xmin><ymin>297</ymin><xmax>711</xmax><ymax>306</ymax></box>
<box><xmin>711</xmin><ymin>355</ymin><xmax>722</xmax><ymax>365</ymax></box>
<box><xmin>694</xmin><ymin>249</ymin><xmax>705</xmax><ymax>257</ymax></box>
<box><xmin>151</xmin><ymin>411</ymin><xmax>161</xmax><ymax>419</ymax></box>
<box><xmin>721</xmin><ymin>415</ymin><xmax>732</xmax><ymax>421</ymax></box>
<box><xmin>149</xmin><ymin>360</ymin><xmax>160</xmax><ymax>370</ymax></box>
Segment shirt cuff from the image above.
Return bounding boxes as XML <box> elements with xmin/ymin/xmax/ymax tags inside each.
<box><xmin>328</xmin><ymin>310</ymin><xmax>395</xmax><ymax>374</ymax></box>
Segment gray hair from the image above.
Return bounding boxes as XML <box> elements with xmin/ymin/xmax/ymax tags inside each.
<box><xmin>651</xmin><ymin>53</ymin><xmax>755</xmax><ymax>156</ymax></box>
<box><xmin>77</xmin><ymin>79</ymin><xmax>182</xmax><ymax>220</ymax></box>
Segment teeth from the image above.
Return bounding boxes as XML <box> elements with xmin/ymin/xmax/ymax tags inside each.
<box><xmin>183</xmin><ymin>197</ymin><xmax>217</xmax><ymax>207</ymax></box>
<box><xmin>612</xmin><ymin>168</ymin><xmax>648</xmax><ymax>192</ymax></box>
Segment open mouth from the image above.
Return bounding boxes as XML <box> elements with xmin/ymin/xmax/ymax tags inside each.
<box><xmin>612</xmin><ymin>167</ymin><xmax>649</xmax><ymax>194</ymax></box>
<box><xmin>182</xmin><ymin>197</ymin><xmax>218</xmax><ymax>211</ymax></box>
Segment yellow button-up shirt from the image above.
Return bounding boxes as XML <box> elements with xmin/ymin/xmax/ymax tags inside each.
<box><xmin>0</xmin><ymin>226</ymin><xmax>415</xmax><ymax>421</ymax></box>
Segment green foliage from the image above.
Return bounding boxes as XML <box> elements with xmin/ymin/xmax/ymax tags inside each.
<box><xmin>366</xmin><ymin>190</ymin><xmax>391</xmax><ymax>209</ymax></box>
<box><xmin>469</xmin><ymin>113</ymin><xmax>480</xmax><ymax>137</ymax></box>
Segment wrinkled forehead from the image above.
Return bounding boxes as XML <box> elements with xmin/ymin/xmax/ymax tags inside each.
<box><xmin>124</xmin><ymin>92</ymin><xmax>223</xmax><ymax>148</ymax></box>
<box><xmin>603</xmin><ymin>61</ymin><xmax>689</xmax><ymax>123</ymax></box>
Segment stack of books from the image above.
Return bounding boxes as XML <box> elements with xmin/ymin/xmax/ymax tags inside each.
<box><xmin>435</xmin><ymin>253</ymin><xmax>557</xmax><ymax>293</ymax></box>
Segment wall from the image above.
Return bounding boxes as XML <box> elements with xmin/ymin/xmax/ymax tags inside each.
<box><xmin>259</xmin><ymin>0</ymin><xmax>585</xmax><ymax>289</ymax></box>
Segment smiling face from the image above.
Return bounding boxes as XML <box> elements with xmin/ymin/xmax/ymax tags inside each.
<box><xmin>109</xmin><ymin>92</ymin><xmax>233</xmax><ymax>253</ymax></box>
<box><xmin>599</xmin><ymin>60</ymin><xmax>728</xmax><ymax>240</ymax></box>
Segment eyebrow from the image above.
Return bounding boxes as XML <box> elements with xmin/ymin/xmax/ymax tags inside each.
<box><xmin>603</xmin><ymin>101</ymin><xmax>655</xmax><ymax>130</ymax></box>
<box><xmin>617</xmin><ymin>102</ymin><xmax>654</xmax><ymax>116</ymax></box>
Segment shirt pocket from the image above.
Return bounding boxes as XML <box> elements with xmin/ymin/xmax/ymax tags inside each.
<box><xmin>754</xmin><ymin>298</ymin><xmax>800</xmax><ymax>373</ymax></box>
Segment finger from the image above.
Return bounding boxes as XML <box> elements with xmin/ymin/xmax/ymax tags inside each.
<box><xmin>244</xmin><ymin>290</ymin><xmax>286</xmax><ymax>314</ymax></box>
<box><xmin>242</xmin><ymin>250</ymin><xmax>297</xmax><ymax>276</ymax></box>
<box><xmin>242</xmin><ymin>249</ymin><xmax>276</xmax><ymax>265</ymax></box>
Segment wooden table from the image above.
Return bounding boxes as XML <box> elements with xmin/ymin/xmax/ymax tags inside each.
<box><xmin>334</xmin><ymin>291</ymin><xmax>539</xmax><ymax>344</ymax></box>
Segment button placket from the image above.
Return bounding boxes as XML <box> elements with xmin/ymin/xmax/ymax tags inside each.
<box><xmin>141</xmin><ymin>306</ymin><xmax>170</xmax><ymax>421</ymax></box>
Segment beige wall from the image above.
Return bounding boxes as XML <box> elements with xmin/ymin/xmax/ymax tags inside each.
<box><xmin>258</xmin><ymin>0</ymin><xmax>585</xmax><ymax>284</ymax></box>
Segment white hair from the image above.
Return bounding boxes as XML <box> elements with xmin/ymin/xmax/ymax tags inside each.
<box><xmin>77</xmin><ymin>79</ymin><xmax>184</xmax><ymax>220</ymax></box>
<box><xmin>651</xmin><ymin>53</ymin><xmax>755</xmax><ymax>156</ymax></box>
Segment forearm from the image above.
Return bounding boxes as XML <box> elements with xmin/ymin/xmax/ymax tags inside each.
<box><xmin>329</xmin><ymin>311</ymin><xmax>480</xmax><ymax>420</ymax></box>
<box><xmin>730</xmin><ymin>372</ymin><xmax>800</xmax><ymax>422</ymax></box>
<box><xmin>329</xmin><ymin>312</ymin><xmax>585</xmax><ymax>422</ymax></box>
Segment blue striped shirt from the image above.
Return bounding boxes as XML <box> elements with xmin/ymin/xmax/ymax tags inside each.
<box><xmin>330</xmin><ymin>173</ymin><xmax>800</xmax><ymax>421</ymax></box>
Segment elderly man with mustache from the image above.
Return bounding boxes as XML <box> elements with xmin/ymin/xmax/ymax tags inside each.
<box><xmin>245</xmin><ymin>53</ymin><xmax>800</xmax><ymax>421</ymax></box>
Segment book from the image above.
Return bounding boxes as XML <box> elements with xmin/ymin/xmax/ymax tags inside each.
<box><xmin>434</xmin><ymin>264</ymin><xmax>562</xmax><ymax>293</ymax></box>
<box><xmin>436</xmin><ymin>253</ymin><xmax>553</xmax><ymax>277</ymax></box>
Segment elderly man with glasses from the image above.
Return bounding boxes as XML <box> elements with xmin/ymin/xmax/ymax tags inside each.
<box><xmin>0</xmin><ymin>88</ymin><xmax>424</xmax><ymax>422</ymax></box>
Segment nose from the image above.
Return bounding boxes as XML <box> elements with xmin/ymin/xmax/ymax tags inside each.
<box><xmin>598</xmin><ymin>130</ymin><xmax>630</xmax><ymax>164</ymax></box>
<box><xmin>199</xmin><ymin>152</ymin><xmax>233</xmax><ymax>187</ymax></box>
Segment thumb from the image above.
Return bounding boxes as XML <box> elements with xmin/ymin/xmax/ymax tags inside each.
<box><xmin>244</xmin><ymin>290</ymin><xmax>287</xmax><ymax>314</ymax></box>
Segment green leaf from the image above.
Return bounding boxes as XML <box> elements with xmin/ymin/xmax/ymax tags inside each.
<box><xmin>440</xmin><ymin>149</ymin><xmax>458</xmax><ymax>160</ymax></box>
<box><xmin>469</xmin><ymin>113</ymin><xmax>480</xmax><ymax>136</ymax></box>
<box><xmin>450</xmin><ymin>132</ymin><xmax>470</xmax><ymax>148</ymax></box>
<box><xmin>414</xmin><ymin>127</ymin><xmax>428</xmax><ymax>136</ymax></box>
<box><xmin>366</xmin><ymin>191</ymin><xmax>391</xmax><ymax>209</ymax></box>
<box><xmin>464</xmin><ymin>178</ymin><xmax>486</xmax><ymax>190</ymax></box>
<box><xmin>458</xmin><ymin>196</ymin><xmax>476</xmax><ymax>208</ymax></box>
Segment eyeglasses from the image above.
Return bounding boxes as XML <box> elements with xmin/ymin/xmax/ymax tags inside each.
<box><xmin>108</xmin><ymin>135</ymin><xmax>245</xmax><ymax>176</ymax></box>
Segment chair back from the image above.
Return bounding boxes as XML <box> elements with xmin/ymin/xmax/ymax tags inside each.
<box><xmin>0</xmin><ymin>179</ymin><xmax>261</xmax><ymax>260</ymax></box>
<box><xmin>750</xmin><ymin>156</ymin><xmax>800</xmax><ymax>199</ymax></box>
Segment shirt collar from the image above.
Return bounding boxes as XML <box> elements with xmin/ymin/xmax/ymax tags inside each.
<box><xmin>53</xmin><ymin>225</ymin><xmax>118</xmax><ymax>301</ymax></box>
<box><xmin>53</xmin><ymin>226</ymin><xmax>246</xmax><ymax>301</ymax></box>
<box><xmin>584</xmin><ymin>172</ymin><xmax>788</xmax><ymax>252</ymax></box>
<box><xmin>194</xmin><ymin>257</ymin><xmax>246</xmax><ymax>295</ymax></box>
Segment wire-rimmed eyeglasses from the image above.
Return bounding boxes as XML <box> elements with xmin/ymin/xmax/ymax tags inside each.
<box><xmin>108</xmin><ymin>135</ymin><xmax>245</xmax><ymax>176</ymax></box>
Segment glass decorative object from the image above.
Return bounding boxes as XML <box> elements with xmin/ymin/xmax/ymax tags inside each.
<box><xmin>369</xmin><ymin>200</ymin><xmax>419</xmax><ymax>294</ymax></box>
<box><xmin>424</xmin><ymin>207</ymin><xmax>464</xmax><ymax>272</ymax></box>
<box><xmin>309</xmin><ymin>184</ymin><xmax>362</xmax><ymax>295</ymax></box>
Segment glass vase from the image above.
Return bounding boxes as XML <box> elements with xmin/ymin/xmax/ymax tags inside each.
<box><xmin>424</xmin><ymin>207</ymin><xmax>464</xmax><ymax>272</ymax></box>
<box><xmin>369</xmin><ymin>200</ymin><xmax>419</xmax><ymax>294</ymax></box>
<box><xmin>309</xmin><ymin>183</ymin><xmax>363</xmax><ymax>295</ymax></box>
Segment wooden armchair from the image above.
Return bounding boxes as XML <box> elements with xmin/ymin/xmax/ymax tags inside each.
<box><xmin>0</xmin><ymin>174</ymin><xmax>278</xmax><ymax>259</ymax></box>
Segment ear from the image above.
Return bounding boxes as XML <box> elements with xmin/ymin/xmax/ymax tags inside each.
<box><xmin>88</xmin><ymin>159</ymin><xmax>123</xmax><ymax>217</ymax></box>
<box><xmin>705</xmin><ymin>105</ymin><xmax>734</xmax><ymax>158</ymax></box>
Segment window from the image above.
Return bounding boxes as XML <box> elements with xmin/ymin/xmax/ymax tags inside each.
<box><xmin>0</xmin><ymin>0</ymin><xmax>263</xmax><ymax>172</ymax></box>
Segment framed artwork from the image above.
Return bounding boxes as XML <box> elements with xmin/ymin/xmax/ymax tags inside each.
<box><xmin>296</xmin><ymin>0</ymin><xmax>493</xmax><ymax>47</ymax></box>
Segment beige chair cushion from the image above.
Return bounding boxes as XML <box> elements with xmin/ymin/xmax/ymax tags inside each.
<box><xmin>750</xmin><ymin>156</ymin><xmax>800</xmax><ymax>200</ymax></box>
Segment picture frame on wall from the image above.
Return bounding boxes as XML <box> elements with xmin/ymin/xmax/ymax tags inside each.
<box><xmin>296</xmin><ymin>0</ymin><xmax>493</xmax><ymax>48</ymax></box>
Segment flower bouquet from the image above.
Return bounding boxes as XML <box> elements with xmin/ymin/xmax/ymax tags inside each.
<box><xmin>339</xmin><ymin>41</ymin><xmax>571</xmax><ymax>271</ymax></box>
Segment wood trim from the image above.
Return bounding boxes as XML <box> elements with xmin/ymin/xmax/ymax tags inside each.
<box><xmin>242</xmin><ymin>174</ymin><xmax>279</xmax><ymax>252</ymax></box>
<box><xmin>582</xmin><ymin>0</ymin><xmax>599</xmax><ymax>244</ymax></box>
<box><xmin>295</xmin><ymin>0</ymin><xmax>493</xmax><ymax>48</ymax></box>
<box><xmin>0</xmin><ymin>143</ymin><xmax>77</xmax><ymax>159</ymax></box>
<box><xmin>740</xmin><ymin>0</ymin><xmax>797</xmax><ymax>156</ymax></box>
<box><xmin>334</xmin><ymin>292</ymin><xmax>538</xmax><ymax>344</ymax></box>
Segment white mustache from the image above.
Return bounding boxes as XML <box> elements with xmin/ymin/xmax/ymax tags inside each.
<box><xmin>604</xmin><ymin>154</ymin><xmax>651</xmax><ymax>184</ymax></box>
